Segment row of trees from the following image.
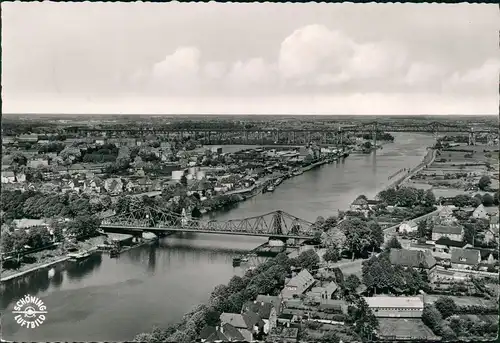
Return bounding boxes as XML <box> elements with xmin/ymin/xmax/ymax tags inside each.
<box><xmin>320</xmin><ymin>217</ymin><xmax>384</xmax><ymax>261</ymax></box>
<box><xmin>1</xmin><ymin>215</ymin><xmax>100</xmax><ymax>255</ymax></box>
<box><xmin>2</xmin><ymin>190</ymin><xmax>97</xmax><ymax>221</ymax></box>
<box><xmin>377</xmin><ymin>187</ymin><xmax>436</xmax><ymax>208</ymax></box>
<box><xmin>422</xmin><ymin>297</ymin><xmax>497</xmax><ymax>340</ymax></box>
<box><xmin>361</xmin><ymin>244</ymin><xmax>430</xmax><ymax>295</ymax></box>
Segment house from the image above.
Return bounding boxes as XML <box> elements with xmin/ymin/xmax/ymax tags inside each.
<box><xmin>363</xmin><ymin>296</ymin><xmax>424</xmax><ymax>318</ymax></box>
<box><xmin>399</xmin><ymin>220</ymin><xmax>418</xmax><ymax>233</ymax></box>
<box><xmin>199</xmin><ymin>323</ymin><xmax>245</xmax><ymax>342</ymax></box>
<box><xmin>389</xmin><ymin>248</ymin><xmax>436</xmax><ymax>272</ymax></box>
<box><xmin>306</xmin><ymin>281</ymin><xmax>339</xmax><ymax>303</ymax></box>
<box><xmin>485</xmin><ymin>215</ymin><xmax>499</xmax><ymax>243</ymax></box>
<box><xmin>1</xmin><ymin>171</ymin><xmax>16</xmax><ymax>183</ymax></box>
<box><xmin>472</xmin><ymin>204</ymin><xmax>489</xmax><ymax>220</ymax></box>
<box><xmin>350</xmin><ymin>197</ymin><xmax>369</xmax><ymax>213</ymax></box>
<box><xmin>13</xmin><ymin>219</ymin><xmax>49</xmax><ymax>230</ymax></box>
<box><xmin>434</xmin><ymin>237</ymin><xmax>468</xmax><ymax>253</ymax></box>
<box><xmin>437</xmin><ymin>205</ymin><xmax>455</xmax><ymax>222</ymax></box>
<box><xmin>219</xmin><ymin>312</ymin><xmax>264</xmax><ymax>341</ymax></box>
<box><xmin>450</xmin><ymin>248</ymin><xmax>481</xmax><ymax>269</ymax></box>
<box><xmin>17</xmin><ymin>134</ymin><xmax>39</xmax><ymax>143</ymax></box>
<box><xmin>317</xmin><ymin>299</ymin><xmax>349</xmax><ymax>315</ymax></box>
<box><xmin>28</xmin><ymin>158</ymin><xmax>49</xmax><ymax>168</ymax></box>
<box><xmin>16</xmin><ymin>172</ymin><xmax>27</xmax><ymax>183</ymax></box>
<box><xmin>281</xmin><ymin>269</ymin><xmax>315</xmax><ymax>300</ymax></box>
<box><xmin>104</xmin><ymin>178</ymin><xmax>123</xmax><ymax>195</ymax></box>
<box><xmin>256</xmin><ymin>295</ymin><xmax>282</xmax><ymax>315</ymax></box>
<box><xmin>431</xmin><ymin>225</ymin><xmax>464</xmax><ymax>242</ymax></box>
<box><xmin>242</xmin><ymin>300</ymin><xmax>277</xmax><ymax>333</ymax></box>
<box><xmin>83</xmin><ymin>178</ymin><xmax>103</xmax><ymax>193</ymax></box>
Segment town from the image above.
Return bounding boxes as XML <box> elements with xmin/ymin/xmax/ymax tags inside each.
<box><xmin>1</xmin><ymin>115</ymin><xmax>498</xmax><ymax>342</ymax></box>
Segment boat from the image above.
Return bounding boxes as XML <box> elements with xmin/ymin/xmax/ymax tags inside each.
<box><xmin>67</xmin><ymin>250</ymin><xmax>92</xmax><ymax>262</ymax></box>
<box><xmin>240</xmin><ymin>257</ymin><xmax>249</xmax><ymax>263</ymax></box>
<box><xmin>274</xmin><ymin>177</ymin><xmax>284</xmax><ymax>187</ymax></box>
<box><xmin>266</xmin><ymin>185</ymin><xmax>275</xmax><ymax>192</ymax></box>
<box><xmin>292</xmin><ymin>169</ymin><xmax>303</xmax><ymax>176</ymax></box>
<box><xmin>232</xmin><ymin>257</ymin><xmax>242</xmax><ymax>267</ymax></box>
<box><xmin>109</xmin><ymin>248</ymin><xmax>120</xmax><ymax>258</ymax></box>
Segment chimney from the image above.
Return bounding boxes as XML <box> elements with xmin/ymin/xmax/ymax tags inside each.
<box><xmin>261</xmin><ymin>302</ymin><xmax>264</xmax><ymax>306</ymax></box>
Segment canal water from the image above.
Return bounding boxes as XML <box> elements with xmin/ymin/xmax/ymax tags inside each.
<box><xmin>0</xmin><ymin>133</ymin><xmax>436</xmax><ymax>342</ymax></box>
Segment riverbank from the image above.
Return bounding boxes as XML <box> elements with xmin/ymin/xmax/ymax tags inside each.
<box><xmin>383</xmin><ymin>148</ymin><xmax>436</xmax><ymax>191</ymax></box>
<box><xmin>0</xmin><ymin>234</ymin><xmax>158</xmax><ymax>283</ymax></box>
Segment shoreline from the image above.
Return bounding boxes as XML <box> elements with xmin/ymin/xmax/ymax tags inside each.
<box><xmin>1</xmin><ymin>256</ymin><xmax>70</xmax><ymax>282</ymax></box>
<box><xmin>0</xmin><ymin>236</ymin><xmax>155</xmax><ymax>283</ymax></box>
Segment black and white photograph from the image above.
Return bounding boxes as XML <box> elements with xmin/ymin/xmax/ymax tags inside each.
<box><xmin>1</xmin><ymin>2</ymin><xmax>499</xmax><ymax>342</ymax></box>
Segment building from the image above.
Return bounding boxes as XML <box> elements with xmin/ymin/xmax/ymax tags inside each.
<box><xmin>450</xmin><ymin>248</ymin><xmax>481</xmax><ymax>269</ymax></box>
<box><xmin>485</xmin><ymin>216</ymin><xmax>499</xmax><ymax>243</ymax></box>
<box><xmin>306</xmin><ymin>281</ymin><xmax>339</xmax><ymax>303</ymax></box>
<box><xmin>1</xmin><ymin>171</ymin><xmax>16</xmax><ymax>183</ymax></box>
<box><xmin>431</xmin><ymin>225</ymin><xmax>464</xmax><ymax>242</ymax></box>
<box><xmin>256</xmin><ymin>295</ymin><xmax>282</xmax><ymax>315</ymax></box>
<box><xmin>434</xmin><ymin>237</ymin><xmax>468</xmax><ymax>253</ymax></box>
<box><xmin>399</xmin><ymin>220</ymin><xmax>418</xmax><ymax>233</ymax></box>
<box><xmin>281</xmin><ymin>269</ymin><xmax>315</xmax><ymax>300</ymax></box>
<box><xmin>219</xmin><ymin>312</ymin><xmax>264</xmax><ymax>341</ymax></box>
<box><xmin>104</xmin><ymin>178</ymin><xmax>123</xmax><ymax>195</ymax></box>
<box><xmin>389</xmin><ymin>248</ymin><xmax>436</xmax><ymax>272</ymax></box>
<box><xmin>266</xmin><ymin>327</ymin><xmax>299</xmax><ymax>343</ymax></box>
<box><xmin>199</xmin><ymin>323</ymin><xmax>245</xmax><ymax>342</ymax></box>
<box><xmin>363</xmin><ymin>296</ymin><xmax>424</xmax><ymax>318</ymax></box>
<box><xmin>242</xmin><ymin>300</ymin><xmax>277</xmax><ymax>333</ymax></box>
<box><xmin>28</xmin><ymin>158</ymin><xmax>49</xmax><ymax>168</ymax></box>
<box><xmin>17</xmin><ymin>134</ymin><xmax>39</xmax><ymax>143</ymax></box>
<box><xmin>472</xmin><ymin>204</ymin><xmax>489</xmax><ymax>220</ymax></box>
<box><xmin>350</xmin><ymin>197</ymin><xmax>369</xmax><ymax>213</ymax></box>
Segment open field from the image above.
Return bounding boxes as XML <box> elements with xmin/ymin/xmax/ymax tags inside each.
<box><xmin>378</xmin><ymin>318</ymin><xmax>438</xmax><ymax>340</ymax></box>
<box><xmin>424</xmin><ymin>295</ymin><xmax>494</xmax><ymax>307</ymax></box>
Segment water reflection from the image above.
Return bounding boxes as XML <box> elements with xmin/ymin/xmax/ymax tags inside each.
<box><xmin>65</xmin><ymin>253</ymin><xmax>102</xmax><ymax>281</ymax></box>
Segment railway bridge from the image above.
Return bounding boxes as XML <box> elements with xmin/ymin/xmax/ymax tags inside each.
<box><xmin>64</xmin><ymin>121</ymin><xmax>496</xmax><ymax>146</ymax></box>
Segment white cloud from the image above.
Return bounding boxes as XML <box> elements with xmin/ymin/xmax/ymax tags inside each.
<box><xmin>278</xmin><ymin>25</ymin><xmax>356</xmax><ymax>81</ymax></box>
<box><xmin>151</xmin><ymin>46</ymin><xmax>201</xmax><ymax>84</ymax></box>
<box><xmin>445</xmin><ymin>59</ymin><xmax>500</xmax><ymax>93</ymax></box>
<box><xmin>404</xmin><ymin>62</ymin><xmax>446</xmax><ymax>87</ymax></box>
<box><xmin>228</xmin><ymin>58</ymin><xmax>276</xmax><ymax>86</ymax></box>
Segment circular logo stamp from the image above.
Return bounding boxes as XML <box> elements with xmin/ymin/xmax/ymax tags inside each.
<box><xmin>12</xmin><ymin>295</ymin><xmax>47</xmax><ymax>329</ymax></box>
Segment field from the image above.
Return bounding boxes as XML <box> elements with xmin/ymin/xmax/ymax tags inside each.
<box><xmin>424</xmin><ymin>295</ymin><xmax>493</xmax><ymax>307</ymax></box>
<box><xmin>378</xmin><ymin>318</ymin><xmax>438</xmax><ymax>340</ymax></box>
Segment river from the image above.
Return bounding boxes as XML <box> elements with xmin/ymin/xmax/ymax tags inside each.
<box><xmin>0</xmin><ymin>133</ymin><xmax>436</xmax><ymax>342</ymax></box>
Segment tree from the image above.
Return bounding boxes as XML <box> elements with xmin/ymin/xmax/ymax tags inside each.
<box><xmin>368</xmin><ymin>221</ymin><xmax>384</xmax><ymax>250</ymax></box>
<box><xmin>338</xmin><ymin>218</ymin><xmax>373</xmax><ymax>260</ymax></box>
<box><xmin>422</xmin><ymin>304</ymin><xmax>443</xmax><ymax>334</ymax></box>
<box><xmin>482</xmin><ymin>193</ymin><xmax>494</xmax><ymax>207</ymax></box>
<box><xmin>478</xmin><ymin>176</ymin><xmax>491</xmax><ymax>191</ymax></box>
<box><xmin>451</xmin><ymin>194</ymin><xmax>476</xmax><ymax>208</ymax></box>
<box><xmin>344</xmin><ymin>274</ymin><xmax>361</xmax><ymax>293</ymax></box>
<box><xmin>319</xmin><ymin>331</ymin><xmax>340</xmax><ymax>343</ymax></box>
<box><xmin>292</xmin><ymin>249</ymin><xmax>320</xmax><ymax>270</ymax></box>
<box><xmin>180</xmin><ymin>174</ymin><xmax>188</xmax><ymax>187</ymax></box>
<box><xmin>494</xmin><ymin>191</ymin><xmax>499</xmax><ymax>206</ymax></box>
<box><xmin>347</xmin><ymin>298</ymin><xmax>378</xmax><ymax>340</ymax></box>
<box><xmin>423</xmin><ymin>189</ymin><xmax>436</xmax><ymax>206</ymax></box>
<box><xmin>434</xmin><ymin>297</ymin><xmax>457</xmax><ymax>319</ymax></box>
<box><xmin>384</xmin><ymin>236</ymin><xmax>402</xmax><ymax>251</ymax></box>
<box><xmin>321</xmin><ymin>228</ymin><xmax>346</xmax><ymax>248</ymax></box>
<box><xmin>323</xmin><ymin>246</ymin><xmax>340</xmax><ymax>263</ymax></box>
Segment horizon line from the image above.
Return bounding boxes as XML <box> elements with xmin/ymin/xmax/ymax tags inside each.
<box><xmin>4</xmin><ymin>113</ymin><xmax>498</xmax><ymax>117</ymax></box>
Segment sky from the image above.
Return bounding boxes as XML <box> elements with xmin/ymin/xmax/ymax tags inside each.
<box><xmin>2</xmin><ymin>2</ymin><xmax>499</xmax><ymax>115</ymax></box>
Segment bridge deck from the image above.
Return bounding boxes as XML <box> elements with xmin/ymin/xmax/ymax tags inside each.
<box><xmin>100</xmin><ymin>225</ymin><xmax>313</xmax><ymax>239</ymax></box>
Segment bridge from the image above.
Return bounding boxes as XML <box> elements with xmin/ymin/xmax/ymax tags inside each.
<box><xmin>64</xmin><ymin>121</ymin><xmax>496</xmax><ymax>146</ymax></box>
<box><xmin>100</xmin><ymin>206</ymin><xmax>317</xmax><ymax>240</ymax></box>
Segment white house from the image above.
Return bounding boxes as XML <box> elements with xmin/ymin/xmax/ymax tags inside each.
<box><xmin>1</xmin><ymin>171</ymin><xmax>16</xmax><ymax>183</ymax></box>
<box><xmin>399</xmin><ymin>220</ymin><xmax>418</xmax><ymax>233</ymax></box>
<box><xmin>363</xmin><ymin>296</ymin><xmax>424</xmax><ymax>318</ymax></box>
<box><xmin>472</xmin><ymin>204</ymin><xmax>489</xmax><ymax>220</ymax></box>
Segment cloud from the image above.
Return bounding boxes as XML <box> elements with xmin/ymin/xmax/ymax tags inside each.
<box><xmin>444</xmin><ymin>59</ymin><xmax>500</xmax><ymax>93</ymax></box>
<box><xmin>129</xmin><ymin>24</ymin><xmax>497</xmax><ymax>97</ymax></box>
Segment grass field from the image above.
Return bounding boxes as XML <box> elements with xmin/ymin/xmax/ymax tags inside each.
<box><xmin>424</xmin><ymin>295</ymin><xmax>493</xmax><ymax>307</ymax></box>
<box><xmin>378</xmin><ymin>318</ymin><xmax>438</xmax><ymax>340</ymax></box>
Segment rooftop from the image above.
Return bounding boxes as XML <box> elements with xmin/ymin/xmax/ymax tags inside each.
<box><xmin>451</xmin><ymin>248</ymin><xmax>481</xmax><ymax>266</ymax></box>
<box><xmin>364</xmin><ymin>296</ymin><xmax>424</xmax><ymax>309</ymax></box>
<box><xmin>389</xmin><ymin>248</ymin><xmax>436</xmax><ymax>269</ymax></box>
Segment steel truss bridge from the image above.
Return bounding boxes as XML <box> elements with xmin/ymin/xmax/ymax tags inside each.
<box><xmin>100</xmin><ymin>206</ymin><xmax>317</xmax><ymax>239</ymax></box>
<box><xmin>65</xmin><ymin>121</ymin><xmax>496</xmax><ymax>146</ymax></box>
